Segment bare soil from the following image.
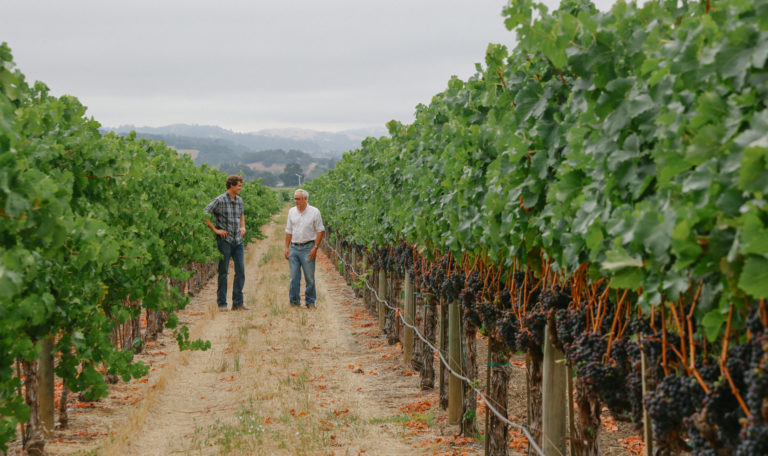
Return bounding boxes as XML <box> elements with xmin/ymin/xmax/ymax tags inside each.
<box><xmin>9</xmin><ymin>211</ymin><xmax>644</xmax><ymax>455</ymax></box>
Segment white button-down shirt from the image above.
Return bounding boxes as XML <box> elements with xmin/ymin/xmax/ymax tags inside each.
<box><xmin>285</xmin><ymin>204</ymin><xmax>325</xmax><ymax>244</ymax></box>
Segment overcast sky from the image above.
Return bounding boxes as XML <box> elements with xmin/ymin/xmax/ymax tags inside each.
<box><xmin>2</xmin><ymin>0</ymin><xmax>621</xmax><ymax>133</ymax></box>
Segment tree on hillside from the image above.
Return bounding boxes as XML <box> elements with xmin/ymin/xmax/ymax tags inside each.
<box><xmin>280</xmin><ymin>162</ymin><xmax>304</xmax><ymax>186</ymax></box>
<box><xmin>217</xmin><ymin>162</ymin><xmax>279</xmax><ymax>186</ymax></box>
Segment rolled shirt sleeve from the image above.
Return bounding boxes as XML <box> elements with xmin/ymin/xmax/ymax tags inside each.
<box><xmin>205</xmin><ymin>197</ymin><xmax>219</xmax><ymax>215</ymax></box>
<box><xmin>314</xmin><ymin>212</ymin><xmax>325</xmax><ymax>233</ymax></box>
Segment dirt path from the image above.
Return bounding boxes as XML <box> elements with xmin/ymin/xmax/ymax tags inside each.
<box><xmin>36</xmin><ymin>210</ymin><xmax>481</xmax><ymax>456</ymax></box>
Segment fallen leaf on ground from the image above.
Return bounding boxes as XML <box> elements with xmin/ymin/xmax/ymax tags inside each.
<box><xmin>619</xmin><ymin>435</ymin><xmax>645</xmax><ymax>455</ymax></box>
<box><xmin>601</xmin><ymin>414</ymin><xmax>618</xmax><ymax>433</ymax></box>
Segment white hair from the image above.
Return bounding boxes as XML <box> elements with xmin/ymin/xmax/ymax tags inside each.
<box><xmin>295</xmin><ymin>189</ymin><xmax>309</xmax><ymax>200</ymax></box>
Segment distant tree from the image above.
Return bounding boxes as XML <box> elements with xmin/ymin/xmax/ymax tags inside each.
<box><xmin>216</xmin><ymin>162</ymin><xmax>279</xmax><ymax>186</ymax></box>
<box><xmin>218</xmin><ymin>162</ymin><xmax>255</xmax><ymax>180</ymax></box>
<box><xmin>253</xmin><ymin>170</ymin><xmax>279</xmax><ymax>187</ymax></box>
<box><xmin>280</xmin><ymin>162</ymin><xmax>304</xmax><ymax>187</ymax></box>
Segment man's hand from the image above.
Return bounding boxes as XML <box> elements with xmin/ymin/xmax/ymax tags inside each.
<box><xmin>239</xmin><ymin>226</ymin><xmax>246</xmax><ymax>237</ymax></box>
<box><xmin>217</xmin><ymin>229</ymin><xmax>227</xmax><ymax>238</ymax></box>
<box><xmin>310</xmin><ymin>246</ymin><xmax>318</xmax><ymax>261</ymax></box>
<box><xmin>284</xmin><ymin>247</ymin><xmax>290</xmax><ymax>260</ymax></box>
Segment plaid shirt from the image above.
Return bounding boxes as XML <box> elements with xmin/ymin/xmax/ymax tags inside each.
<box><xmin>205</xmin><ymin>192</ymin><xmax>244</xmax><ymax>245</ymax></box>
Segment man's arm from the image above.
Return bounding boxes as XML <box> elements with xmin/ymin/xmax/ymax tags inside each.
<box><xmin>284</xmin><ymin>233</ymin><xmax>292</xmax><ymax>259</ymax></box>
<box><xmin>205</xmin><ymin>198</ymin><xmax>227</xmax><ymax>238</ymax></box>
<box><xmin>310</xmin><ymin>231</ymin><xmax>324</xmax><ymax>260</ymax></box>
<box><xmin>239</xmin><ymin>214</ymin><xmax>246</xmax><ymax>237</ymax></box>
<box><xmin>205</xmin><ymin>218</ymin><xmax>227</xmax><ymax>238</ymax></box>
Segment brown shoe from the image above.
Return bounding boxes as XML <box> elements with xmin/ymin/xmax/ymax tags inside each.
<box><xmin>232</xmin><ymin>305</ymin><xmax>251</xmax><ymax>311</ymax></box>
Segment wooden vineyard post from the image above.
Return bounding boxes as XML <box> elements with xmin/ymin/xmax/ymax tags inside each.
<box><xmin>374</xmin><ymin>266</ymin><xmax>380</xmax><ymax>313</ymax></box>
<box><xmin>439</xmin><ymin>295</ymin><xmax>449</xmax><ymax>409</ymax></box>
<box><xmin>485</xmin><ymin>338</ymin><xmax>492</xmax><ymax>456</ymax></box>
<box><xmin>448</xmin><ymin>298</ymin><xmax>463</xmax><ymax>424</ymax></box>
<box><xmin>542</xmin><ymin>323</ymin><xmax>566</xmax><ymax>456</ymax></box>
<box><xmin>335</xmin><ymin>238</ymin><xmax>341</xmax><ymax>271</ymax></box>
<box><xmin>488</xmin><ymin>337</ymin><xmax>510</xmax><ymax>456</ymax></box>
<box><xmin>526</xmin><ymin>345</ymin><xmax>544</xmax><ymax>453</ymax></box>
<box><xmin>412</xmin><ymin>289</ymin><xmax>426</xmax><ymax>373</ymax></box>
<box><xmin>361</xmin><ymin>254</ymin><xmax>369</xmax><ymax>305</ymax></box>
<box><xmin>341</xmin><ymin>245</ymin><xmax>347</xmax><ymax>282</ymax></box>
<box><xmin>58</xmin><ymin>379</ymin><xmax>68</xmax><ymax>429</ymax></box>
<box><xmin>403</xmin><ymin>272</ymin><xmax>414</xmax><ymax>364</ymax></box>
<box><xmin>354</xmin><ymin>250</ymin><xmax>362</xmax><ymax>297</ymax></box>
<box><xmin>420</xmin><ymin>292</ymin><xmax>437</xmax><ymax>389</ymax></box>
<box><xmin>462</xmin><ymin>320</ymin><xmax>478</xmax><ymax>436</ymax></box>
<box><xmin>22</xmin><ymin>359</ymin><xmax>45</xmax><ymax>455</ymax></box>
<box><xmin>37</xmin><ymin>336</ymin><xmax>54</xmax><ymax>437</ymax></box>
<box><xmin>345</xmin><ymin>248</ymin><xmax>352</xmax><ymax>285</ymax></box>
<box><xmin>642</xmin><ymin>347</ymin><xmax>653</xmax><ymax>456</ymax></box>
<box><xmin>385</xmin><ymin>273</ymin><xmax>401</xmax><ymax>345</ymax></box>
<box><xmin>567</xmin><ymin>364</ymin><xmax>575</xmax><ymax>456</ymax></box>
<box><xmin>378</xmin><ymin>269</ymin><xmax>386</xmax><ymax>330</ymax></box>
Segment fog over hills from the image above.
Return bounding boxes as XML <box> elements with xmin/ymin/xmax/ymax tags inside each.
<box><xmin>103</xmin><ymin>123</ymin><xmax>389</xmax><ymax>186</ymax></box>
<box><xmin>107</xmin><ymin>124</ymin><xmax>388</xmax><ymax>158</ymax></box>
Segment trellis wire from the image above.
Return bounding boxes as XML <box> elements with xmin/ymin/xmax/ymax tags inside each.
<box><xmin>326</xmin><ymin>243</ymin><xmax>546</xmax><ymax>456</ymax></box>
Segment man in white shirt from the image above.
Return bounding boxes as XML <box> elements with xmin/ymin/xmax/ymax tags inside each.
<box><xmin>284</xmin><ymin>189</ymin><xmax>325</xmax><ymax>308</ymax></box>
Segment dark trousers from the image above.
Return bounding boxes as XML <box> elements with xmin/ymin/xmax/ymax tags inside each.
<box><xmin>289</xmin><ymin>243</ymin><xmax>316</xmax><ymax>306</ymax></box>
<box><xmin>216</xmin><ymin>238</ymin><xmax>244</xmax><ymax>308</ymax></box>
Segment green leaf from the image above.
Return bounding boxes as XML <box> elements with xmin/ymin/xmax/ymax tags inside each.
<box><xmin>602</xmin><ymin>249</ymin><xmax>643</xmax><ymax>271</ymax></box>
<box><xmin>738</xmin><ymin>256</ymin><xmax>768</xmax><ymax>298</ymax></box>
<box><xmin>741</xmin><ymin>211</ymin><xmax>768</xmax><ymax>257</ymax></box>
<box><xmin>4</xmin><ymin>191</ymin><xmax>29</xmax><ymax>217</ymax></box>
<box><xmin>609</xmin><ymin>268</ymin><xmax>645</xmax><ymax>290</ymax></box>
<box><xmin>739</xmin><ymin>146</ymin><xmax>768</xmax><ymax>193</ymax></box>
<box><xmin>701</xmin><ymin>309</ymin><xmax>726</xmax><ymax>342</ymax></box>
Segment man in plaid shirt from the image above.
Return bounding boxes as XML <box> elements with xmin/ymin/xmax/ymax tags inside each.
<box><xmin>205</xmin><ymin>175</ymin><xmax>248</xmax><ymax>311</ymax></box>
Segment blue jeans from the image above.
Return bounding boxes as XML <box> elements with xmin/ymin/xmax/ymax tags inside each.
<box><xmin>216</xmin><ymin>238</ymin><xmax>245</xmax><ymax>308</ymax></box>
<box><xmin>289</xmin><ymin>243</ymin><xmax>316</xmax><ymax>306</ymax></box>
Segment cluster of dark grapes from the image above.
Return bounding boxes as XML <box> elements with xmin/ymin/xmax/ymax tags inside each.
<box><xmin>459</xmin><ymin>271</ymin><xmax>484</xmax><ymax>327</ymax></box>
<box><xmin>459</xmin><ymin>272</ymin><xmax>482</xmax><ymax>305</ymax></box>
<box><xmin>690</xmin><ymin>382</ymin><xmax>743</xmax><ymax>453</ymax></box>
<box><xmin>625</xmin><ymin>368</ymin><xmax>644</xmax><ymax>428</ymax></box>
<box><xmin>372</xmin><ymin>246</ymin><xmax>390</xmax><ymax>271</ymax></box>
<box><xmin>564</xmin><ymin>332</ymin><xmax>634</xmax><ymax>411</ymax></box>
<box><xmin>630</xmin><ymin>320</ymin><xmax>669</xmax><ymax>381</ymax></box>
<box><xmin>686</xmin><ymin>424</ymin><xmax>719</xmax><ymax>456</ymax></box>
<box><xmin>643</xmin><ymin>304</ymin><xmax>768</xmax><ymax>454</ymax></box>
<box><xmin>498</xmin><ymin>312</ymin><xmax>518</xmax><ymax>352</ymax></box>
<box><xmin>746</xmin><ymin>302</ymin><xmax>766</xmax><ymax>334</ymax></box>
<box><xmin>737</xmin><ymin>422</ymin><xmax>768</xmax><ymax>455</ymax></box>
<box><xmin>516</xmin><ymin>311</ymin><xmax>547</xmax><ymax>353</ymax></box>
<box><xmin>645</xmin><ymin>374</ymin><xmax>705</xmax><ymax>441</ymax></box>
<box><xmin>745</xmin><ymin>330</ymin><xmax>768</xmax><ymax>418</ymax></box>
<box><xmin>477</xmin><ymin>301</ymin><xmax>501</xmax><ymax>333</ymax></box>
<box><xmin>416</xmin><ymin>254</ymin><xmax>448</xmax><ymax>294</ymax></box>
<box><xmin>497</xmin><ymin>288</ymin><xmax>512</xmax><ymax>310</ymax></box>
<box><xmin>687</xmin><ymin>343</ymin><xmax>756</xmax><ymax>453</ymax></box>
<box><xmin>539</xmin><ymin>286</ymin><xmax>571</xmax><ymax>312</ymax></box>
<box><xmin>555</xmin><ymin>308</ymin><xmax>586</xmax><ymax>349</ymax></box>
<box><xmin>441</xmin><ymin>271</ymin><xmax>465</xmax><ymax>302</ymax></box>
<box><xmin>512</xmin><ymin>271</ymin><xmax>526</xmax><ymax>288</ymax></box>
<box><xmin>393</xmin><ymin>241</ymin><xmax>414</xmax><ymax>277</ymax></box>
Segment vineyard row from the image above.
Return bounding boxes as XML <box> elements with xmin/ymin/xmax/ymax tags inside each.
<box><xmin>0</xmin><ymin>43</ymin><xmax>282</xmax><ymax>454</ymax></box>
<box><xmin>307</xmin><ymin>1</ymin><xmax>768</xmax><ymax>454</ymax></box>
